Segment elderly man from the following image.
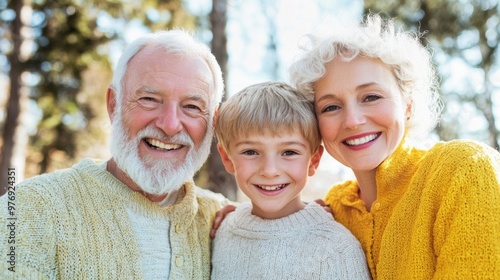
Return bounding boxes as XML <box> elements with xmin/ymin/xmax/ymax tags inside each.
<box><xmin>0</xmin><ymin>30</ymin><xmax>227</xmax><ymax>279</ymax></box>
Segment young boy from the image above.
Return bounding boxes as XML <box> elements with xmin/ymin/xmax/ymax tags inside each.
<box><xmin>211</xmin><ymin>82</ymin><xmax>370</xmax><ymax>279</ymax></box>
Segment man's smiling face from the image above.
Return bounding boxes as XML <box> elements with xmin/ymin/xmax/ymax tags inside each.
<box><xmin>108</xmin><ymin>45</ymin><xmax>216</xmax><ymax>195</ymax></box>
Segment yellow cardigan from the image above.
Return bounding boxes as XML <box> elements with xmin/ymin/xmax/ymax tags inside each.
<box><xmin>0</xmin><ymin>159</ymin><xmax>224</xmax><ymax>279</ymax></box>
<box><xmin>325</xmin><ymin>139</ymin><xmax>500</xmax><ymax>279</ymax></box>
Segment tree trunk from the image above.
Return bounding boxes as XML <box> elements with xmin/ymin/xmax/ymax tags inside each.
<box><xmin>207</xmin><ymin>0</ymin><xmax>238</xmax><ymax>201</ymax></box>
<box><xmin>480</xmin><ymin>64</ymin><xmax>499</xmax><ymax>150</ymax></box>
<box><xmin>0</xmin><ymin>0</ymin><xmax>28</xmax><ymax>196</ymax></box>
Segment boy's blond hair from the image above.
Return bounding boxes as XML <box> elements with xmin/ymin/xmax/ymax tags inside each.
<box><xmin>215</xmin><ymin>81</ymin><xmax>321</xmax><ymax>154</ymax></box>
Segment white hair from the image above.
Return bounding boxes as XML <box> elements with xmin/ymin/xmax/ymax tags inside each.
<box><xmin>110</xmin><ymin>30</ymin><xmax>224</xmax><ymax>111</ymax></box>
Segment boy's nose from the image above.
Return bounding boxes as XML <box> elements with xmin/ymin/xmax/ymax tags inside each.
<box><xmin>260</xmin><ymin>156</ymin><xmax>280</xmax><ymax>178</ymax></box>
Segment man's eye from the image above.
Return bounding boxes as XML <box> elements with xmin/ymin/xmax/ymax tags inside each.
<box><xmin>140</xmin><ymin>97</ymin><xmax>156</xmax><ymax>102</ymax></box>
<box><xmin>137</xmin><ymin>97</ymin><xmax>160</xmax><ymax>109</ymax></box>
<box><xmin>185</xmin><ymin>104</ymin><xmax>201</xmax><ymax>111</ymax></box>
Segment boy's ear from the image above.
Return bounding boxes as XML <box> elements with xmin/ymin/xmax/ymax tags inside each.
<box><xmin>106</xmin><ymin>87</ymin><xmax>117</xmax><ymax>122</ymax></box>
<box><xmin>308</xmin><ymin>145</ymin><xmax>324</xmax><ymax>176</ymax></box>
<box><xmin>217</xmin><ymin>143</ymin><xmax>235</xmax><ymax>174</ymax></box>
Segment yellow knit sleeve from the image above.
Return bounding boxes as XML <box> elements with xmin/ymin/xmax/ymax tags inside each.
<box><xmin>432</xmin><ymin>142</ymin><xmax>500</xmax><ymax>278</ymax></box>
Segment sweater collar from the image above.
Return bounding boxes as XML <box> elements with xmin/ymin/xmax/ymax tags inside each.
<box><xmin>75</xmin><ymin>159</ymin><xmax>199</xmax><ymax>220</ymax></box>
<box><xmin>227</xmin><ymin>202</ymin><xmax>332</xmax><ymax>238</ymax></box>
<box><xmin>374</xmin><ymin>137</ymin><xmax>420</xmax><ymax>200</ymax></box>
<box><xmin>337</xmin><ymin>137</ymin><xmax>421</xmax><ymax>208</ymax></box>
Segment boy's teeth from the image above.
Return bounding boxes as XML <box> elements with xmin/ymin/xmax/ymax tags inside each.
<box><xmin>258</xmin><ymin>184</ymin><xmax>285</xmax><ymax>191</ymax></box>
<box><xmin>147</xmin><ymin>139</ymin><xmax>181</xmax><ymax>150</ymax></box>
<box><xmin>346</xmin><ymin>134</ymin><xmax>377</xmax><ymax>146</ymax></box>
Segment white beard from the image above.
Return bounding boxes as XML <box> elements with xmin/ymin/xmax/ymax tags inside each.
<box><xmin>109</xmin><ymin>111</ymin><xmax>214</xmax><ymax>195</ymax></box>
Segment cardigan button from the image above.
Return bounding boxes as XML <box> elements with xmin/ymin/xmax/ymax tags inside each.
<box><xmin>175</xmin><ymin>255</ymin><xmax>184</xmax><ymax>267</ymax></box>
<box><xmin>373</xmin><ymin>202</ymin><xmax>381</xmax><ymax>210</ymax></box>
<box><xmin>175</xmin><ymin>224</ymin><xmax>181</xmax><ymax>233</ymax></box>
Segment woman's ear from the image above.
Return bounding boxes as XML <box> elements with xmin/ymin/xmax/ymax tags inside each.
<box><xmin>217</xmin><ymin>143</ymin><xmax>235</xmax><ymax>174</ymax></box>
<box><xmin>106</xmin><ymin>87</ymin><xmax>117</xmax><ymax>122</ymax></box>
<box><xmin>406</xmin><ymin>99</ymin><xmax>413</xmax><ymax>121</ymax></box>
<box><xmin>308</xmin><ymin>145</ymin><xmax>324</xmax><ymax>176</ymax></box>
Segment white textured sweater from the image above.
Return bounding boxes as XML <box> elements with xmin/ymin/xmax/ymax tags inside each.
<box><xmin>211</xmin><ymin>202</ymin><xmax>371</xmax><ymax>280</ymax></box>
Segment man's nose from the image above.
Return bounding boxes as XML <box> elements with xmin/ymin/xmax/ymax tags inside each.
<box><xmin>155</xmin><ymin>101</ymin><xmax>183</xmax><ymax>136</ymax></box>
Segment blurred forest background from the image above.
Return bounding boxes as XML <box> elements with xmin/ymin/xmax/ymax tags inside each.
<box><xmin>1</xmin><ymin>0</ymin><xmax>499</xmax><ymax>198</ymax></box>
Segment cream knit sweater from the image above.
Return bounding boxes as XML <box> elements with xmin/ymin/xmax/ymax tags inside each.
<box><xmin>0</xmin><ymin>159</ymin><xmax>225</xmax><ymax>279</ymax></box>
<box><xmin>211</xmin><ymin>201</ymin><xmax>370</xmax><ymax>280</ymax></box>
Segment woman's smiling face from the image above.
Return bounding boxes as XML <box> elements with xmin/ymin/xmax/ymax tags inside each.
<box><xmin>314</xmin><ymin>56</ymin><xmax>410</xmax><ymax>174</ymax></box>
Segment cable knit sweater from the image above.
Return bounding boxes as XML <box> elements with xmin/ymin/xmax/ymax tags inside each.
<box><xmin>324</xmin><ymin>139</ymin><xmax>500</xmax><ymax>279</ymax></box>
<box><xmin>0</xmin><ymin>159</ymin><xmax>225</xmax><ymax>279</ymax></box>
<box><xmin>211</xmin><ymin>201</ymin><xmax>371</xmax><ymax>280</ymax></box>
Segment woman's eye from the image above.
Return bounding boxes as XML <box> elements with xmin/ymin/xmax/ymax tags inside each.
<box><xmin>321</xmin><ymin>104</ymin><xmax>341</xmax><ymax>113</ymax></box>
<box><xmin>364</xmin><ymin>94</ymin><xmax>381</xmax><ymax>102</ymax></box>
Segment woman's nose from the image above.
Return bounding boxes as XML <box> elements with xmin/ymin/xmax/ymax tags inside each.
<box><xmin>343</xmin><ymin>105</ymin><xmax>366</xmax><ymax>130</ymax></box>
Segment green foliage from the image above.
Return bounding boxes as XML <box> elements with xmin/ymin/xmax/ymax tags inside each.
<box><xmin>25</xmin><ymin>0</ymin><xmax>111</xmax><ymax>172</ymax></box>
<box><xmin>0</xmin><ymin>0</ymin><xmax>196</xmax><ymax>175</ymax></box>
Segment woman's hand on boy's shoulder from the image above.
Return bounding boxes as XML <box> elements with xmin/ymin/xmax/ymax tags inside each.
<box><xmin>314</xmin><ymin>199</ymin><xmax>332</xmax><ymax>214</ymax></box>
<box><xmin>211</xmin><ymin>204</ymin><xmax>237</xmax><ymax>238</ymax></box>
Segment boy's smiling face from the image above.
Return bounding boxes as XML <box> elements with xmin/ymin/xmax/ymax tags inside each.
<box><xmin>218</xmin><ymin>128</ymin><xmax>323</xmax><ymax>219</ymax></box>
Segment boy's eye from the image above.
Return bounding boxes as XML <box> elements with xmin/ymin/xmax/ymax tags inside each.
<box><xmin>282</xmin><ymin>150</ymin><xmax>298</xmax><ymax>156</ymax></box>
<box><xmin>241</xmin><ymin>150</ymin><xmax>257</xmax><ymax>156</ymax></box>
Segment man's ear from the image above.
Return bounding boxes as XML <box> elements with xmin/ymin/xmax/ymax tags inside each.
<box><xmin>212</xmin><ymin>105</ymin><xmax>219</xmax><ymax>128</ymax></box>
<box><xmin>106</xmin><ymin>87</ymin><xmax>117</xmax><ymax>122</ymax></box>
<box><xmin>217</xmin><ymin>143</ymin><xmax>235</xmax><ymax>174</ymax></box>
<box><xmin>308</xmin><ymin>145</ymin><xmax>324</xmax><ymax>176</ymax></box>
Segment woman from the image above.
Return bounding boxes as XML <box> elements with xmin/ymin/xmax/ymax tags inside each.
<box><xmin>288</xmin><ymin>14</ymin><xmax>500</xmax><ymax>279</ymax></box>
